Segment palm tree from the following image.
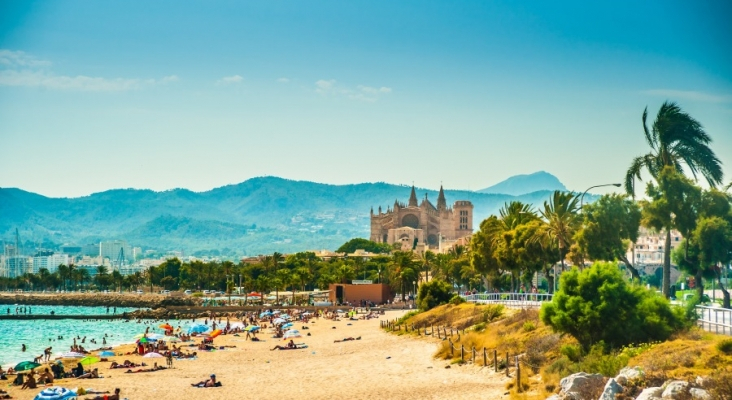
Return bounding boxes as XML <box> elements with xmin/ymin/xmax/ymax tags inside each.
<box><xmin>389</xmin><ymin>251</ymin><xmax>418</xmax><ymax>302</ymax></box>
<box><xmin>271</xmin><ymin>252</ymin><xmax>284</xmax><ymax>304</ymax></box>
<box><xmin>625</xmin><ymin>101</ymin><xmax>724</xmax><ymax>297</ymax></box>
<box><xmin>537</xmin><ymin>191</ymin><xmax>581</xmax><ymax>273</ymax></box>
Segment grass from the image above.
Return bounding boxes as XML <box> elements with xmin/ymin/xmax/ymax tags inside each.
<box><xmin>388</xmin><ymin>303</ymin><xmax>732</xmax><ymax>399</ymax></box>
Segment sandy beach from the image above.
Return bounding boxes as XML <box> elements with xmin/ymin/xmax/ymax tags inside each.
<box><xmin>5</xmin><ymin>310</ymin><xmax>510</xmax><ymax>400</ymax></box>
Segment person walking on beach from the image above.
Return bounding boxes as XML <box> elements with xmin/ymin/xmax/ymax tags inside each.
<box><xmin>166</xmin><ymin>352</ymin><xmax>173</xmax><ymax>369</ymax></box>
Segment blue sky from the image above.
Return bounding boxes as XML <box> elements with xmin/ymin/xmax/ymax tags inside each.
<box><xmin>1</xmin><ymin>1</ymin><xmax>730</xmax><ymax>198</ymax></box>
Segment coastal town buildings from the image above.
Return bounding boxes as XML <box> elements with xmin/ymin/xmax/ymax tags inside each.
<box><xmin>370</xmin><ymin>185</ymin><xmax>473</xmax><ymax>252</ymax></box>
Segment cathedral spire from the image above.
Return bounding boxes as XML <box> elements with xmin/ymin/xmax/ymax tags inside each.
<box><xmin>408</xmin><ymin>185</ymin><xmax>418</xmax><ymax>207</ymax></box>
<box><xmin>437</xmin><ymin>185</ymin><xmax>447</xmax><ymax>211</ymax></box>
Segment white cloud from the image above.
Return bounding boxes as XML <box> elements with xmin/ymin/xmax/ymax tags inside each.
<box><xmin>315</xmin><ymin>79</ymin><xmax>392</xmax><ymax>102</ymax></box>
<box><xmin>0</xmin><ymin>49</ymin><xmax>178</xmax><ymax>92</ymax></box>
<box><xmin>0</xmin><ymin>49</ymin><xmax>51</xmax><ymax>67</ymax></box>
<box><xmin>642</xmin><ymin>89</ymin><xmax>732</xmax><ymax>103</ymax></box>
<box><xmin>217</xmin><ymin>75</ymin><xmax>243</xmax><ymax>85</ymax></box>
<box><xmin>277</xmin><ymin>77</ymin><xmax>289</xmax><ymax>83</ymax></box>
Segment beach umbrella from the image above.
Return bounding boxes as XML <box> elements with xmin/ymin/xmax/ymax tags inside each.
<box><xmin>163</xmin><ymin>336</ymin><xmax>180</xmax><ymax>342</ymax></box>
<box><xmin>79</xmin><ymin>356</ymin><xmax>99</xmax><ymax>366</ymax></box>
<box><xmin>60</xmin><ymin>352</ymin><xmax>85</xmax><ymax>359</ymax></box>
<box><xmin>147</xmin><ymin>333</ymin><xmax>164</xmax><ymax>340</ymax></box>
<box><xmin>282</xmin><ymin>330</ymin><xmax>301</xmax><ymax>339</ymax></box>
<box><xmin>259</xmin><ymin>311</ymin><xmax>272</xmax><ymax>317</ymax></box>
<box><xmin>272</xmin><ymin>310</ymin><xmax>282</xmax><ymax>314</ymax></box>
<box><xmin>272</xmin><ymin>318</ymin><xmax>286</xmax><ymax>325</ymax></box>
<box><xmin>33</xmin><ymin>386</ymin><xmax>77</xmax><ymax>400</ymax></box>
<box><xmin>98</xmin><ymin>351</ymin><xmax>115</xmax><ymax>357</ymax></box>
<box><xmin>14</xmin><ymin>361</ymin><xmax>42</xmax><ymax>372</ymax></box>
<box><xmin>302</xmin><ymin>311</ymin><xmax>313</xmax><ymax>316</ymax></box>
<box><xmin>210</xmin><ymin>329</ymin><xmax>222</xmax><ymax>338</ymax></box>
<box><xmin>281</xmin><ymin>322</ymin><xmax>294</xmax><ymax>329</ymax></box>
<box><xmin>159</xmin><ymin>323</ymin><xmax>173</xmax><ymax>330</ymax></box>
<box><xmin>136</xmin><ymin>337</ymin><xmax>149</xmax><ymax>344</ymax></box>
<box><xmin>187</xmin><ymin>323</ymin><xmax>210</xmax><ymax>334</ymax></box>
<box><xmin>142</xmin><ymin>352</ymin><xmax>164</xmax><ymax>358</ymax></box>
<box><xmin>243</xmin><ymin>325</ymin><xmax>260</xmax><ymax>332</ymax></box>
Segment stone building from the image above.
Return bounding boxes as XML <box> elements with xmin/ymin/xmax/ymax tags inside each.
<box><xmin>370</xmin><ymin>185</ymin><xmax>473</xmax><ymax>250</ymax></box>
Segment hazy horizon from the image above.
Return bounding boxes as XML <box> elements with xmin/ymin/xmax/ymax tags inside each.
<box><xmin>1</xmin><ymin>1</ymin><xmax>730</xmax><ymax>198</ymax></box>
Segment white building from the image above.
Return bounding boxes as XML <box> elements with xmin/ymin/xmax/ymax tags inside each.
<box><xmin>2</xmin><ymin>256</ymin><xmax>32</xmax><ymax>278</ymax></box>
<box><xmin>100</xmin><ymin>240</ymin><xmax>133</xmax><ymax>268</ymax></box>
<box><xmin>628</xmin><ymin>228</ymin><xmax>683</xmax><ymax>265</ymax></box>
<box><xmin>31</xmin><ymin>254</ymin><xmax>70</xmax><ymax>274</ymax></box>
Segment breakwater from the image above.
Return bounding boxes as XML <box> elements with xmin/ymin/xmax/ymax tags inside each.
<box><xmin>0</xmin><ymin>293</ymin><xmax>200</xmax><ymax>308</ymax></box>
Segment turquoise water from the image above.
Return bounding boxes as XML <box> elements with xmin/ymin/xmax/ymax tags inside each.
<box><xmin>0</xmin><ymin>306</ymin><xmax>198</xmax><ymax>369</ymax></box>
<box><xmin>2</xmin><ymin>305</ymin><xmax>139</xmax><ymax>316</ymax></box>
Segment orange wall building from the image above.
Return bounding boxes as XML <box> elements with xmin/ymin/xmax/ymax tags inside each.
<box><xmin>328</xmin><ymin>283</ymin><xmax>393</xmax><ymax>305</ymax></box>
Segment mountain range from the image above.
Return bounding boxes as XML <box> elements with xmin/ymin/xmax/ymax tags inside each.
<box><xmin>0</xmin><ymin>172</ymin><xmax>584</xmax><ymax>257</ymax></box>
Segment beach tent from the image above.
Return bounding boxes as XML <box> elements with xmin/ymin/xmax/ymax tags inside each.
<box><xmin>283</xmin><ymin>330</ymin><xmax>302</xmax><ymax>339</ymax></box>
<box><xmin>33</xmin><ymin>386</ymin><xmax>77</xmax><ymax>400</ymax></box>
<box><xmin>142</xmin><ymin>352</ymin><xmax>164</xmax><ymax>358</ymax></box>
<box><xmin>187</xmin><ymin>324</ymin><xmax>211</xmax><ymax>334</ymax></box>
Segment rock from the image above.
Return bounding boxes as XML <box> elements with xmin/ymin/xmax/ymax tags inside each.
<box><xmin>635</xmin><ymin>387</ymin><xmax>663</xmax><ymax>400</ymax></box>
<box><xmin>559</xmin><ymin>372</ymin><xmax>604</xmax><ymax>399</ymax></box>
<box><xmin>599</xmin><ymin>378</ymin><xmax>623</xmax><ymax>400</ymax></box>
<box><xmin>616</xmin><ymin>375</ymin><xmax>628</xmax><ymax>386</ymax></box>
<box><xmin>689</xmin><ymin>388</ymin><xmax>712</xmax><ymax>400</ymax></box>
<box><xmin>662</xmin><ymin>380</ymin><xmax>690</xmax><ymax>399</ymax></box>
<box><xmin>544</xmin><ymin>395</ymin><xmax>562</xmax><ymax>400</ymax></box>
<box><xmin>618</xmin><ymin>366</ymin><xmax>645</xmax><ymax>382</ymax></box>
<box><xmin>695</xmin><ymin>376</ymin><xmax>710</xmax><ymax>388</ymax></box>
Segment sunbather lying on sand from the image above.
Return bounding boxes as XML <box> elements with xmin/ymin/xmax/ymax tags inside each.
<box><xmin>191</xmin><ymin>374</ymin><xmax>221</xmax><ymax>387</ymax></box>
<box><xmin>85</xmin><ymin>388</ymin><xmax>120</xmax><ymax>400</ymax></box>
<box><xmin>76</xmin><ymin>368</ymin><xmax>100</xmax><ymax>379</ymax></box>
<box><xmin>334</xmin><ymin>336</ymin><xmax>361</xmax><ymax>343</ymax></box>
<box><xmin>124</xmin><ymin>364</ymin><xmax>166</xmax><ymax>373</ymax></box>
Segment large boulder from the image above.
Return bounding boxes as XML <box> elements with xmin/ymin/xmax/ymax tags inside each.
<box><xmin>635</xmin><ymin>387</ymin><xmax>663</xmax><ymax>400</ymax></box>
<box><xmin>617</xmin><ymin>366</ymin><xmax>644</xmax><ymax>383</ymax></box>
<box><xmin>598</xmin><ymin>378</ymin><xmax>623</xmax><ymax>400</ymax></box>
<box><xmin>559</xmin><ymin>372</ymin><xmax>605</xmax><ymax>399</ymax></box>
<box><xmin>662</xmin><ymin>380</ymin><xmax>690</xmax><ymax>399</ymax></box>
<box><xmin>689</xmin><ymin>388</ymin><xmax>711</xmax><ymax>400</ymax></box>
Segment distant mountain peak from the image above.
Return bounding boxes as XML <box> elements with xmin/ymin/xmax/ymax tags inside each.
<box><xmin>477</xmin><ymin>171</ymin><xmax>567</xmax><ymax>196</ymax></box>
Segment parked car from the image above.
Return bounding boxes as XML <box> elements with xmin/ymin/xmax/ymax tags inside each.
<box><xmin>184</xmin><ymin>290</ymin><xmax>192</xmax><ymax>295</ymax></box>
<box><xmin>136</xmin><ymin>289</ymin><xmax>143</xmax><ymax>294</ymax></box>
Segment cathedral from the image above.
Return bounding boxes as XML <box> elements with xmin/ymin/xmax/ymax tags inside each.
<box><xmin>370</xmin><ymin>185</ymin><xmax>473</xmax><ymax>251</ymax></box>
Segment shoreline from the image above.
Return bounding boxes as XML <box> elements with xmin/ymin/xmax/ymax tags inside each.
<box><xmin>3</xmin><ymin>310</ymin><xmax>511</xmax><ymax>400</ymax></box>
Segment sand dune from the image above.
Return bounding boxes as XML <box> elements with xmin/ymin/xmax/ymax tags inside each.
<box><xmin>6</xmin><ymin>310</ymin><xmax>509</xmax><ymax>400</ymax></box>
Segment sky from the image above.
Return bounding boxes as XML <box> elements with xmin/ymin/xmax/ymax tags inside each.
<box><xmin>1</xmin><ymin>1</ymin><xmax>731</xmax><ymax>198</ymax></box>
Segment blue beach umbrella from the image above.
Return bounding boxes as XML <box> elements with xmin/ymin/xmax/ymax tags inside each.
<box><xmin>281</xmin><ymin>322</ymin><xmax>294</xmax><ymax>329</ymax></box>
<box><xmin>243</xmin><ymin>325</ymin><xmax>260</xmax><ymax>332</ymax></box>
<box><xmin>187</xmin><ymin>323</ymin><xmax>210</xmax><ymax>334</ymax></box>
<box><xmin>98</xmin><ymin>351</ymin><xmax>115</xmax><ymax>357</ymax></box>
<box><xmin>259</xmin><ymin>311</ymin><xmax>273</xmax><ymax>317</ymax></box>
<box><xmin>33</xmin><ymin>386</ymin><xmax>77</xmax><ymax>400</ymax></box>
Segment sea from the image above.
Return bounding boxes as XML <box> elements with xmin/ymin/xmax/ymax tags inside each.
<box><xmin>0</xmin><ymin>305</ymin><xmax>196</xmax><ymax>369</ymax></box>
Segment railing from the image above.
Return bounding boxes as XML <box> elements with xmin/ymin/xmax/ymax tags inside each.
<box><xmin>696</xmin><ymin>305</ymin><xmax>732</xmax><ymax>336</ymax></box>
<box><xmin>461</xmin><ymin>293</ymin><xmax>553</xmax><ymax>308</ymax></box>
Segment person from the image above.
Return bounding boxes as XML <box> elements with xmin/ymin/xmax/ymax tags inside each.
<box><xmin>85</xmin><ymin>388</ymin><xmax>121</xmax><ymax>400</ymax></box>
<box><xmin>166</xmin><ymin>352</ymin><xmax>173</xmax><ymax>369</ymax></box>
<box><xmin>190</xmin><ymin>374</ymin><xmax>218</xmax><ymax>387</ymax></box>
<box><xmin>44</xmin><ymin>346</ymin><xmax>52</xmax><ymax>362</ymax></box>
<box><xmin>73</xmin><ymin>363</ymin><xmax>85</xmax><ymax>378</ymax></box>
<box><xmin>38</xmin><ymin>368</ymin><xmax>54</xmax><ymax>384</ymax></box>
<box><xmin>20</xmin><ymin>372</ymin><xmax>37</xmax><ymax>389</ymax></box>
<box><xmin>76</xmin><ymin>368</ymin><xmax>99</xmax><ymax>379</ymax></box>
<box><xmin>21</xmin><ymin>344</ymin><xmax>26</xmax><ymax>352</ymax></box>
<box><xmin>270</xmin><ymin>340</ymin><xmax>297</xmax><ymax>351</ymax></box>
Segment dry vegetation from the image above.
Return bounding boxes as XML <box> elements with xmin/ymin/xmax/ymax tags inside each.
<box><xmin>387</xmin><ymin>304</ymin><xmax>732</xmax><ymax>400</ymax></box>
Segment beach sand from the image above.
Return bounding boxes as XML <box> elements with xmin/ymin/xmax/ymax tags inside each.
<box><xmin>5</xmin><ymin>310</ymin><xmax>510</xmax><ymax>400</ymax></box>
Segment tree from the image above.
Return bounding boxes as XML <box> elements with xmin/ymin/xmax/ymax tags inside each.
<box><xmin>417</xmin><ymin>279</ymin><xmax>452</xmax><ymax>310</ymax></box>
<box><xmin>388</xmin><ymin>251</ymin><xmax>418</xmax><ymax>301</ymax></box>
<box><xmin>641</xmin><ymin>167</ymin><xmax>702</xmax><ymax>297</ymax></box>
<box><xmin>541</xmin><ymin>262</ymin><xmax>687</xmax><ymax>351</ymax></box>
<box><xmin>336</xmin><ymin>238</ymin><xmax>393</xmax><ymax>254</ymax></box>
<box><xmin>694</xmin><ymin>216</ymin><xmax>732</xmax><ymax>308</ymax></box>
<box><xmin>625</xmin><ymin>101</ymin><xmax>724</xmax><ymax>296</ymax></box>
<box><xmin>575</xmin><ymin>194</ymin><xmax>642</xmax><ymax>280</ymax></box>
<box><xmin>538</xmin><ymin>191</ymin><xmax>581</xmax><ymax>273</ymax></box>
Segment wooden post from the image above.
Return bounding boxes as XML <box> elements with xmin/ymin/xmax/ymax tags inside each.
<box><xmin>460</xmin><ymin>345</ymin><xmax>464</xmax><ymax>362</ymax></box>
<box><xmin>431</xmin><ymin>324</ymin><xmax>434</xmax><ymax>336</ymax></box>
<box><xmin>483</xmin><ymin>347</ymin><xmax>487</xmax><ymax>366</ymax></box>
<box><xmin>472</xmin><ymin>346</ymin><xmax>475</xmax><ymax>363</ymax></box>
<box><xmin>494</xmin><ymin>350</ymin><xmax>498</xmax><ymax>372</ymax></box>
<box><xmin>516</xmin><ymin>356</ymin><xmax>521</xmax><ymax>392</ymax></box>
<box><xmin>449</xmin><ymin>339</ymin><xmax>454</xmax><ymax>357</ymax></box>
<box><xmin>505</xmin><ymin>352</ymin><xmax>509</xmax><ymax>377</ymax></box>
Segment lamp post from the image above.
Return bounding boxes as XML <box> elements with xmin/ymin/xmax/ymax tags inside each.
<box><xmin>580</xmin><ymin>183</ymin><xmax>622</xmax><ymax>211</ymax></box>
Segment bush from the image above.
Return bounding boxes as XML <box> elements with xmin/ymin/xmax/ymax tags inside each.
<box><xmin>717</xmin><ymin>339</ymin><xmax>732</xmax><ymax>355</ymax></box>
<box><xmin>522</xmin><ymin>321</ymin><xmax>536</xmax><ymax>332</ymax></box>
<box><xmin>540</xmin><ymin>262</ymin><xmax>688</xmax><ymax>351</ymax></box>
<box><xmin>560</xmin><ymin>344</ymin><xmax>582</xmax><ymax>362</ymax></box>
<box><xmin>450</xmin><ymin>294</ymin><xmax>466</xmax><ymax>305</ymax></box>
<box><xmin>417</xmin><ymin>279</ymin><xmax>453</xmax><ymax>311</ymax></box>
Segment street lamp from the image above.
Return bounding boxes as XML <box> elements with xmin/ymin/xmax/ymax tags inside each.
<box><xmin>580</xmin><ymin>183</ymin><xmax>622</xmax><ymax>211</ymax></box>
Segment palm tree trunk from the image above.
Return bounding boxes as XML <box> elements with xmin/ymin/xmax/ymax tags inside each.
<box><xmin>663</xmin><ymin>229</ymin><xmax>671</xmax><ymax>298</ymax></box>
<box><xmin>696</xmin><ymin>268</ymin><xmax>704</xmax><ymax>300</ymax></box>
<box><xmin>715</xmin><ymin>268</ymin><xmax>730</xmax><ymax>309</ymax></box>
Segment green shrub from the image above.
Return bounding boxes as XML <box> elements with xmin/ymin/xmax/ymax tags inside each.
<box><xmin>481</xmin><ymin>304</ymin><xmax>504</xmax><ymax>322</ymax></box>
<box><xmin>450</xmin><ymin>294</ymin><xmax>466</xmax><ymax>305</ymax></box>
<box><xmin>560</xmin><ymin>344</ymin><xmax>582</xmax><ymax>362</ymax></box>
<box><xmin>540</xmin><ymin>262</ymin><xmax>688</xmax><ymax>351</ymax></box>
<box><xmin>192</xmin><ymin>292</ymin><xmax>203</xmax><ymax>297</ymax></box>
<box><xmin>522</xmin><ymin>321</ymin><xmax>536</xmax><ymax>332</ymax></box>
<box><xmin>397</xmin><ymin>310</ymin><xmax>420</xmax><ymax>325</ymax></box>
<box><xmin>473</xmin><ymin>322</ymin><xmax>487</xmax><ymax>332</ymax></box>
<box><xmin>417</xmin><ymin>279</ymin><xmax>453</xmax><ymax>311</ymax></box>
<box><xmin>717</xmin><ymin>339</ymin><xmax>732</xmax><ymax>355</ymax></box>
